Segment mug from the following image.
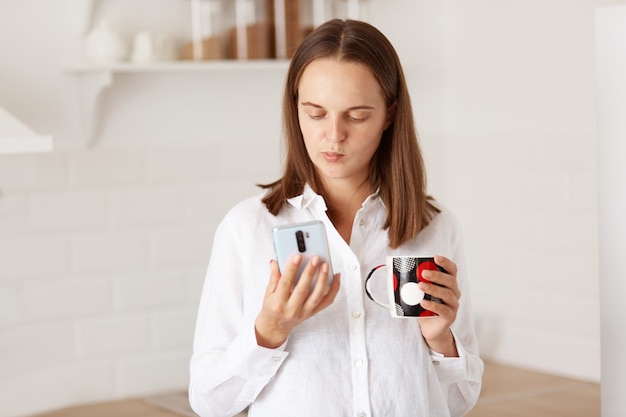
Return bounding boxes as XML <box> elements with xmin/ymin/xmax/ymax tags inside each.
<box><xmin>365</xmin><ymin>256</ymin><xmax>445</xmax><ymax>318</ymax></box>
<box><xmin>131</xmin><ymin>31</ymin><xmax>176</xmax><ymax>63</ymax></box>
<box><xmin>131</xmin><ymin>31</ymin><xmax>158</xmax><ymax>63</ymax></box>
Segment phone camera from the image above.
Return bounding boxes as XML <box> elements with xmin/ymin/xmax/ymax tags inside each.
<box><xmin>295</xmin><ymin>230</ymin><xmax>306</xmax><ymax>252</ymax></box>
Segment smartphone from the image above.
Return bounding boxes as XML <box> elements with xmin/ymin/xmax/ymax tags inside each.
<box><xmin>272</xmin><ymin>220</ymin><xmax>333</xmax><ymax>286</ymax></box>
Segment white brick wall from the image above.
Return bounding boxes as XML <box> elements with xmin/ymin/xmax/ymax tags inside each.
<box><xmin>0</xmin><ymin>134</ymin><xmax>270</xmax><ymax>411</ymax></box>
<box><xmin>76</xmin><ymin>314</ymin><xmax>152</xmax><ymax>358</ymax></box>
<box><xmin>29</xmin><ymin>190</ymin><xmax>109</xmax><ymax>231</ymax></box>
<box><xmin>0</xmin><ymin>153</ymin><xmax>67</xmax><ymax>192</ymax></box>
<box><xmin>437</xmin><ymin>0</ymin><xmax>601</xmax><ymax>382</ymax></box>
<box><xmin>71</xmin><ymin>231</ymin><xmax>150</xmax><ymax>272</ymax></box>
<box><xmin>0</xmin><ymin>235</ymin><xmax>70</xmax><ymax>279</ymax></box>
<box><xmin>20</xmin><ymin>276</ymin><xmax>112</xmax><ymax>321</ymax></box>
<box><xmin>110</xmin><ymin>186</ymin><xmax>186</xmax><ymax>227</ymax></box>
<box><xmin>0</xmin><ymin>143</ymin><xmax>245</xmax><ymax>416</ymax></box>
<box><xmin>114</xmin><ymin>269</ymin><xmax>188</xmax><ymax>313</ymax></box>
<box><xmin>68</xmin><ymin>149</ymin><xmax>147</xmax><ymax>187</ymax></box>
<box><xmin>116</xmin><ymin>350</ymin><xmax>191</xmax><ymax>397</ymax></box>
<box><xmin>0</xmin><ymin>321</ymin><xmax>75</xmax><ymax>379</ymax></box>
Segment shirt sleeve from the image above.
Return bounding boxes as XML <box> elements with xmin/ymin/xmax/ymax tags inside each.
<box><xmin>429</xmin><ymin>213</ymin><xmax>484</xmax><ymax>417</ymax></box>
<box><xmin>188</xmin><ymin>212</ymin><xmax>288</xmax><ymax>417</ymax></box>
<box><xmin>429</xmin><ymin>330</ymin><xmax>484</xmax><ymax>417</ymax></box>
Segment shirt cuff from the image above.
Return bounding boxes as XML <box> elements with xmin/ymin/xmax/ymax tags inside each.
<box><xmin>227</xmin><ymin>321</ymin><xmax>289</xmax><ymax>380</ymax></box>
<box><xmin>428</xmin><ymin>330</ymin><xmax>478</xmax><ymax>384</ymax></box>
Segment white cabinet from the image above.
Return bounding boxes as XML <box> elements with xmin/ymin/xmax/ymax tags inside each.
<box><xmin>0</xmin><ymin>107</ymin><xmax>53</xmax><ymax>154</ymax></box>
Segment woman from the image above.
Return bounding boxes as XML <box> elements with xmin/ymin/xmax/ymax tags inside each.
<box><xmin>189</xmin><ymin>19</ymin><xmax>483</xmax><ymax>417</ymax></box>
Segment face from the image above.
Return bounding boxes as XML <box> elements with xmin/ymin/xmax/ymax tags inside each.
<box><xmin>297</xmin><ymin>58</ymin><xmax>391</xmax><ymax>189</ymax></box>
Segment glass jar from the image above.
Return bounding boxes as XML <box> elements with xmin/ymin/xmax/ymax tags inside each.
<box><xmin>332</xmin><ymin>0</ymin><xmax>367</xmax><ymax>21</ymax></box>
<box><xmin>309</xmin><ymin>0</ymin><xmax>334</xmax><ymax>27</ymax></box>
<box><xmin>230</xmin><ymin>0</ymin><xmax>272</xmax><ymax>59</ymax></box>
<box><xmin>183</xmin><ymin>0</ymin><xmax>226</xmax><ymax>60</ymax></box>
<box><xmin>274</xmin><ymin>0</ymin><xmax>314</xmax><ymax>58</ymax></box>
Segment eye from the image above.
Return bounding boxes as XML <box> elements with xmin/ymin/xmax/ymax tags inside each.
<box><xmin>347</xmin><ymin>113</ymin><xmax>369</xmax><ymax>122</ymax></box>
<box><xmin>308</xmin><ymin>112</ymin><xmax>326</xmax><ymax>120</ymax></box>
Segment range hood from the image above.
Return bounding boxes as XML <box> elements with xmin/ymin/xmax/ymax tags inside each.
<box><xmin>0</xmin><ymin>106</ymin><xmax>53</xmax><ymax>154</ymax></box>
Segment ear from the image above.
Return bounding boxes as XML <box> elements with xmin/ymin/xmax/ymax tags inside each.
<box><xmin>385</xmin><ymin>101</ymin><xmax>398</xmax><ymax>130</ymax></box>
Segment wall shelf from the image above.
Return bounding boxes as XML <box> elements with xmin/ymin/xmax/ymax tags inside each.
<box><xmin>66</xmin><ymin>60</ymin><xmax>289</xmax><ymax>146</ymax></box>
<box><xmin>69</xmin><ymin>59</ymin><xmax>290</xmax><ymax>74</ymax></box>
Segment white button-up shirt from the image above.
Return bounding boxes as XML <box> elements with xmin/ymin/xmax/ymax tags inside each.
<box><xmin>189</xmin><ymin>185</ymin><xmax>483</xmax><ymax>417</ymax></box>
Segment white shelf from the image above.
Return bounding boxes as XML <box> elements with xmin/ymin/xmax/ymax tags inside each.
<box><xmin>69</xmin><ymin>60</ymin><xmax>290</xmax><ymax>73</ymax></box>
<box><xmin>0</xmin><ymin>107</ymin><xmax>53</xmax><ymax>155</ymax></box>
<box><xmin>66</xmin><ymin>60</ymin><xmax>289</xmax><ymax>146</ymax></box>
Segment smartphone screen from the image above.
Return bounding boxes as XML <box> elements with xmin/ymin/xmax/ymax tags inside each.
<box><xmin>272</xmin><ymin>221</ymin><xmax>333</xmax><ymax>286</ymax></box>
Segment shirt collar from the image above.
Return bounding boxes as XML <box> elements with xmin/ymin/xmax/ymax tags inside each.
<box><xmin>287</xmin><ymin>184</ymin><xmax>327</xmax><ymax>211</ymax></box>
<box><xmin>287</xmin><ymin>184</ymin><xmax>382</xmax><ymax>212</ymax></box>
<box><xmin>363</xmin><ymin>187</ymin><xmax>382</xmax><ymax>208</ymax></box>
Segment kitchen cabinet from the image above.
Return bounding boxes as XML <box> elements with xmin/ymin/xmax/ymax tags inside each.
<box><xmin>0</xmin><ymin>106</ymin><xmax>53</xmax><ymax>154</ymax></box>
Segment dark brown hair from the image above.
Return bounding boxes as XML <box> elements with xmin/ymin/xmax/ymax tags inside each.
<box><xmin>259</xmin><ymin>19</ymin><xmax>439</xmax><ymax>248</ymax></box>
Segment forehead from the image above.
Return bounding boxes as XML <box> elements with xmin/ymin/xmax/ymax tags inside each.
<box><xmin>297</xmin><ymin>58</ymin><xmax>385</xmax><ymax>106</ymax></box>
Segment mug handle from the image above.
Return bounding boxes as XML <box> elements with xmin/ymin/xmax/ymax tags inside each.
<box><xmin>365</xmin><ymin>264</ymin><xmax>389</xmax><ymax>308</ymax></box>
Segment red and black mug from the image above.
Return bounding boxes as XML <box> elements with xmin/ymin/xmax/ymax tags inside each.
<box><xmin>365</xmin><ymin>256</ymin><xmax>445</xmax><ymax>318</ymax></box>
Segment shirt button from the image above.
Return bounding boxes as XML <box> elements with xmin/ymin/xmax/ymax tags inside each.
<box><xmin>359</xmin><ymin>219</ymin><xmax>365</xmax><ymax>226</ymax></box>
<box><xmin>351</xmin><ymin>264</ymin><xmax>358</xmax><ymax>271</ymax></box>
<box><xmin>432</xmin><ymin>360</ymin><xmax>440</xmax><ymax>365</ymax></box>
<box><xmin>272</xmin><ymin>356</ymin><xmax>282</xmax><ymax>362</ymax></box>
<box><xmin>357</xmin><ymin>412</ymin><xmax>367</xmax><ymax>417</ymax></box>
<box><xmin>355</xmin><ymin>359</ymin><xmax>364</xmax><ymax>367</ymax></box>
<box><xmin>352</xmin><ymin>311</ymin><xmax>361</xmax><ymax>318</ymax></box>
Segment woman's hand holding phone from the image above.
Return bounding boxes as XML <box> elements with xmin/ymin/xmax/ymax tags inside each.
<box><xmin>272</xmin><ymin>221</ymin><xmax>334</xmax><ymax>287</ymax></box>
<box><xmin>254</xmin><ymin>254</ymin><xmax>341</xmax><ymax>349</ymax></box>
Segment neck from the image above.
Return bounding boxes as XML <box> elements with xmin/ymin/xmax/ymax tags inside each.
<box><xmin>322</xmin><ymin>178</ymin><xmax>373</xmax><ymax>243</ymax></box>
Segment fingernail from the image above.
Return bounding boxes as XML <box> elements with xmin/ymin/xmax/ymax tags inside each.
<box><xmin>311</xmin><ymin>256</ymin><xmax>320</xmax><ymax>266</ymax></box>
<box><xmin>292</xmin><ymin>254</ymin><xmax>302</xmax><ymax>264</ymax></box>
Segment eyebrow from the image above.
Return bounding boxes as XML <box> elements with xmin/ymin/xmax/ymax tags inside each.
<box><xmin>300</xmin><ymin>101</ymin><xmax>376</xmax><ymax>111</ymax></box>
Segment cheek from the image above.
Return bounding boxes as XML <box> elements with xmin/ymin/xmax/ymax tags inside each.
<box><xmin>299</xmin><ymin>125</ymin><xmax>317</xmax><ymax>158</ymax></box>
<box><xmin>357</xmin><ymin>129</ymin><xmax>384</xmax><ymax>154</ymax></box>
<box><xmin>299</xmin><ymin>120</ymin><xmax>321</xmax><ymax>147</ymax></box>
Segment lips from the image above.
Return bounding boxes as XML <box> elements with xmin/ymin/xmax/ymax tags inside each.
<box><xmin>322</xmin><ymin>152</ymin><xmax>344</xmax><ymax>162</ymax></box>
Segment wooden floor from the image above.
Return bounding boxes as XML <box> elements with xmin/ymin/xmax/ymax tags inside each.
<box><xmin>466</xmin><ymin>361</ymin><xmax>600</xmax><ymax>417</ymax></box>
<box><xmin>31</xmin><ymin>361</ymin><xmax>600</xmax><ymax>417</ymax></box>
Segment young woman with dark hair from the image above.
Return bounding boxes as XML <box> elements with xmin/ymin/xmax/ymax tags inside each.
<box><xmin>190</xmin><ymin>19</ymin><xmax>483</xmax><ymax>417</ymax></box>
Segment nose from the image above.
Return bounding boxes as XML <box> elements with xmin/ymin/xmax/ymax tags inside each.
<box><xmin>326</xmin><ymin>116</ymin><xmax>347</xmax><ymax>143</ymax></box>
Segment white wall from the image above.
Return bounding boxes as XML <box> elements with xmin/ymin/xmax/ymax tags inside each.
<box><xmin>435</xmin><ymin>0</ymin><xmax>601</xmax><ymax>381</ymax></box>
<box><xmin>0</xmin><ymin>1</ymin><xmax>603</xmax><ymax>416</ymax></box>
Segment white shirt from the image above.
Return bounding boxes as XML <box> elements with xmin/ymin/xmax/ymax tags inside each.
<box><xmin>189</xmin><ymin>185</ymin><xmax>483</xmax><ymax>417</ymax></box>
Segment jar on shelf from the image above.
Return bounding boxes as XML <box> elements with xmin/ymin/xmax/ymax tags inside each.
<box><xmin>271</xmin><ymin>0</ymin><xmax>304</xmax><ymax>59</ymax></box>
<box><xmin>181</xmin><ymin>0</ymin><xmax>226</xmax><ymax>60</ymax></box>
<box><xmin>229</xmin><ymin>0</ymin><xmax>273</xmax><ymax>59</ymax></box>
<box><xmin>308</xmin><ymin>0</ymin><xmax>334</xmax><ymax>27</ymax></box>
<box><xmin>331</xmin><ymin>0</ymin><xmax>367</xmax><ymax>21</ymax></box>
<box><xmin>272</xmin><ymin>0</ymin><xmax>368</xmax><ymax>59</ymax></box>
